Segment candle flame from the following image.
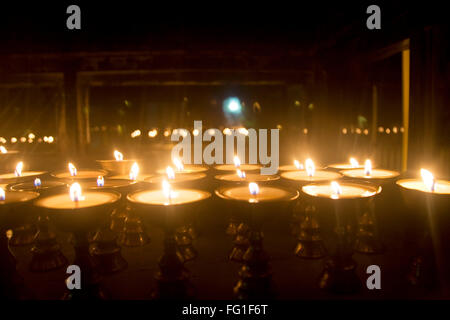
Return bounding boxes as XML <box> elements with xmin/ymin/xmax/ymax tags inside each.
<box><xmin>331</xmin><ymin>181</ymin><xmax>342</xmax><ymax>198</ymax></box>
<box><xmin>114</xmin><ymin>150</ymin><xmax>123</xmax><ymax>161</ymax></box>
<box><xmin>237</xmin><ymin>169</ymin><xmax>246</xmax><ymax>179</ymax></box>
<box><xmin>0</xmin><ymin>187</ymin><xmax>5</xmax><ymax>201</ymax></box>
<box><xmin>166</xmin><ymin>166</ymin><xmax>175</xmax><ymax>179</ymax></box>
<box><xmin>0</xmin><ymin>146</ymin><xmax>7</xmax><ymax>154</ymax></box>
<box><xmin>97</xmin><ymin>176</ymin><xmax>104</xmax><ymax>187</ymax></box>
<box><xmin>364</xmin><ymin>159</ymin><xmax>372</xmax><ymax>176</ymax></box>
<box><xmin>233</xmin><ymin>156</ymin><xmax>241</xmax><ymax>168</ymax></box>
<box><xmin>162</xmin><ymin>179</ymin><xmax>177</xmax><ymax>200</ymax></box>
<box><xmin>129</xmin><ymin>162</ymin><xmax>139</xmax><ymax>181</ymax></box>
<box><xmin>68</xmin><ymin>163</ymin><xmax>77</xmax><ymax>176</ymax></box>
<box><xmin>69</xmin><ymin>183</ymin><xmax>84</xmax><ymax>202</ymax></box>
<box><xmin>294</xmin><ymin>160</ymin><xmax>303</xmax><ymax>170</ymax></box>
<box><xmin>249</xmin><ymin>182</ymin><xmax>259</xmax><ymax>195</ymax></box>
<box><xmin>15</xmin><ymin>161</ymin><xmax>23</xmax><ymax>177</ymax></box>
<box><xmin>350</xmin><ymin>157</ymin><xmax>359</xmax><ymax>168</ymax></box>
<box><xmin>34</xmin><ymin>178</ymin><xmax>41</xmax><ymax>187</ymax></box>
<box><xmin>173</xmin><ymin>158</ymin><xmax>184</xmax><ymax>171</ymax></box>
<box><xmin>148</xmin><ymin>129</ymin><xmax>158</xmax><ymax>138</ymax></box>
<box><xmin>420</xmin><ymin>169</ymin><xmax>435</xmax><ymax>192</ymax></box>
<box><xmin>305</xmin><ymin>158</ymin><xmax>315</xmax><ymax>177</ymax></box>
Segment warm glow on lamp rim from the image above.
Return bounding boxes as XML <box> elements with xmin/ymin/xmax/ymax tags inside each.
<box><xmin>396</xmin><ymin>178</ymin><xmax>450</xmax><ymax>195</ymax></box>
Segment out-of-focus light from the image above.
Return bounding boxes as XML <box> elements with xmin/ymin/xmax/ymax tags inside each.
<box><xmin>294</xmin><ymin>100</ymin><xmax>301</xmax><ymax>107</ymax></box>
<box><xmin>363</xmin><ymin>129</ymin><xmax>369</xmax><ymax>135</ymax></box>
<box><xmin>27</xmin><ymin>138</ymin><xmax>33</xmax><ymax>144</ymax></box>
<box><xmin>166</xmin><ymin>166</ymin><xmax>175</xmax><ymax>179</ymax></box>
<box><xmin>356</xmin><ymin>128</ymin><xmax>362</xmax><ymax>135</ymax></box>
<box><xmin>11</xmin><ymin>137</ymin><xmax>17</xmax><ymax>144</ymax></box>
<box><xmin>386</xmin><ymin>128</ymin><xmax>391</xmax><ymax>134</ymax></box>
<box><xmin>342</xmin><ymin>128</ymin><xmax>348</xmax><ymax>135</ymax></box>
<box><xmin>131</xmin><ymin>130</ymin><xmax>141</xmax><ymax>138</ymax></box>
<box><xmin>238</xmin><ymin>128</ymin><xmax>248</xmax><ymax>136</ymax></box>
<box><xmin>378</xmin><ymin>126</ymin><xmax>384</xmax><ymax>133</ymax></box>
<box><xmin>223</xmin><ymin>97</ymin><xmax>242</xmax><ymax>114</ymax></box>
<box><xmin>43</xmin><ymin>136</ymin><xmax>48</xmax><ymax>142</ymax></box>
<box><xmin>276</xmin><ymin>124</ymin><xmax>282</xmax><ymax>130</ymax></box>
<box><xmin>0</xmin><ymin>137</ymin><xmax>6</xmax><ymax>144</ymax></box>
<box><xmin>69</xmin><ymin>163</ymin><xmax>77</xmax><ymax>177</ymax></box>
<box><xmin>15</xmin><ymin>161</ymin><xmax>23</xmax><ymax>177</ymax></box>
<box><xmin>0</xmin><ymin>146</ymin><xmax>7</xmax><ymax>154</ymax></box>
<box><xmin>223</xmin><ymin>128</ymin><xmax>232</xmax><ymax>136</ymax></box>
<box><xmin>97</xmin><ymin>176</ymin><xmax>105</xmax><ymax>187</ymax></box>
<box><xmin>303</xmin><ymin>128</ymin><xmax>308</xmax><ymax>134</ymax></box>
<box><xmin>114</xmin><ymin>150</ymin><xmax>123</xmax><ymax>161</ymax></box>
<box><xmin>28</xmin><ymin>133</ymin><xmax>35</xmax><ymax>139</ymax></box>
<box><xmin>47</xmin><ymin>136</ymin><xmax>54</xmax><ymax>143</ymax></box>
<box><xmin>148</xmin><ymin>129</ymin><xmax>158</xmax><ymax>138</ymax></box>
<box><xmin>163</xmin><ymin>129</ymin><xmax>171</xmax><ymax>137</ymax></box>
<box><xmin>129</xmin><ymin>162</ymin><xmax>139</xmax><ymax>181</ymax></box>
<box><xmin>20</xmin><ymin>137</ymin><xmax>26</xmax><ymax>143</ymax></box>
<box><xmin>34</xmin><ymin>178</ymin><xmax>41</xmax><ymax>187</ymax></box>
<box><xmin>192</xmin><ymin>129</ymin><xmax>200</xmax><ymax>137</ymax></box>
<box><xmin>392</xmin><ymin>126</ymin><xmax>398</xmax><ymax>134</ymax></box>
<box><xmin>400</xmin><ymin>127</ymin><xmax>405</xmax><ymax>133</ymax></box>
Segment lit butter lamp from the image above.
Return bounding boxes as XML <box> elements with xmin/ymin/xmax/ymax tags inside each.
<box><xmin>127</xmin><ymin>181</ymin><xmax>211</xmax><ymax>299</ymax></box>
<box><xmin>80</xmin><ymin>176</ymin><xmax>140</xmax><ymax>275</ymax></box>
<box><xmin>108</xmin><ymin>163</ymin><xmax>149</xmax><ymax>247</ymax></box>
<box><xmin>155</xmin><ymin>157</ymin><xmax>209</xmax><ymax>175</ymax></box>
<box><xmin>147</xmin><ymin>165</ymin><xmax>207</xmax><ymax>189</ymax></box>
<box><xmin>214</xmin><ymin>169</ymin><xmax>280</xmax><ymax>239</ymax></box>
<box><xmin>215</xmin><ymin>182</ymin><xmax>299</xmax><ymax>299</ymax></box>
<box><xmin>52</xmin><ymin>162</ymin><xmax>107</xmax><ymax>182</ymax></box>
<box><xmin>341</xmin><ymin>159</ymin><xmax>400</xmax><ymax>254</ymax></box>
<box><xmin>215</xmin><ymin>155</ymin><xmax>261</xmax><ymax>173</ymax></box>
<box><xmin>0</xmin><ymin>162</ymin><xmax>46</xmax><ymax>246</ymax></box>
<box><xmin>302</xmin><ymin>180</ymin><xmax>382</xmax><ymax>294</ymax></box>
<box><xmin>0</xmin><ymin>187</ymin><xmax>40</xmax><ymax>299</ymax></box>
<box><xmin>327</xmin><ymin>157</ymin><xmax>365</xmax><ymax>171</ymax></box>
<box><xmin>34</xmin><ymin>183</ymin><xmax>121</xmax><ymax>300</ymax></box>
<box><xmin>397</xmin><ymin>169</ymin><xmax>450</xmax><ymax>288</ymax></box>
<box><xmin>8</xmin><ymin>179</ymin><xmax>68</xmax><ymax>272</ymax></box>
<box><xmin>281</xmin><ymin>159</ymin><xmax>342</xmax><ymax>258</ymax></box>
<box><xmin>96</xmin><ymin>150</ymin><xmax>141</xmax><ymax>175</ymax></box>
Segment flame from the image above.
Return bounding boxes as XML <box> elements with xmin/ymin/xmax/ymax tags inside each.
<box><xmin>331</xmin><ymin>181</ymin><xmax>342</xmax><ymax>198</ymax></box>
<box><xmin>97</xmin><ymin>176</ymin><xmax>105</xmax><ymax>187</ymax></box>
<box><xmin>350</xmin><ymin>158</ymin><xmax>359</xmax><ymax>168</ymax></box>
<box><xmin>173</xmin><ymin>158</ymin><xmax>184</xmax><ymax>171</ymax></box>
<box><xmin>238</xmin><ymin>128</ymin><xmax>249</xmax><ymax>136</ymax></box>
<box><xmin>0</xmin><ymin>146</ymin><xmax>7</xmax><ymax>154</ymax></box>
<box><xmin>249</xmin><ymin>182</ymin><xmax>260</xmax><ymax>195</ymax></box>
<box><xmin>237</xmin><ymin>169</ymin><xmax>246</xmax><ymax>179</ymax></box>
<box><xmin>69</xmin><ymin>183</ymin><xmax>84</xmax><ymax>202</ymax></box>
<box><xmin>148</xmin><ymin>129</ymin><xmax>158</xmax><ymax>138</ymax></box>
<box><xmin>420</xmin><ymin>169</ymin><xmax>435</xmax><ymax>192</ymax></box>
<box><xmin>233</xmin><ymin>156</ymin><xmax>241</xmax><ymax>168</ymax></box>
<box><xmin>34</xmin><ymin>178</ymin><xmax>41</xmax><ymax>187</ymax></box>
<box><xmin>305</xmin><ymin>158</ymin><xmax>315</xmax><ymax>177</ymax></box>
<box><xmin>68</xmin><ymin>163</ymin><xmax>77</xmax><ymax>176</ymax></box>
<box><xmin>223</xmin><ymin>128</ymin><xmax>232</xmax><ymax>136</ymax></box>
<box><xmin>294</xmin><ymin>160</ymin><xmax>303</xmax><ymax>170</ymax></box>
<box><xmin>364</xmin><ymin>159</ymin><xmax>372</xmax><ymax>176</ymax></box>
<box><xmin>162</xmin><ymin>179</ymin><xmax>177</xmax><ymax>200</ymax></box>
<box><xmin>129</xmin><ymin>162</ymin><xmax>139</xmax><ymax>181</ymax></box>
<box><xmin>166</xmin><ymin>166</ymin><xmax>175</xmax><ymax>180</ymax></box>
<box><xmin>15</xmin><ymin>161</ymin><xmax>23</xmax><ymax>177</ymax></box>
<box><xmin>163</xmin><ymin>129</ymin><xmax>171</xmax><ymax>137</ymax></box>
<box><xmin>114</xmin><ymin>150</ymin><xmax>123</xmax><ymax>161</ymax></box>
<box><xmin>0</xmin><ymin>187</ymin><xmax>5</xmax><ymax>201</ymax></box>
<box><xmin>131</xmin><ymin>130</ymin><xmax>141</xmax><ymax>138</ymax></box>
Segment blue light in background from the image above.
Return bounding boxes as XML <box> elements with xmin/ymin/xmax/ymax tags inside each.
<box><xmin>223</xmin><ymin>97</ymin><xmax>242</xmax><ymax>114</ymax></box>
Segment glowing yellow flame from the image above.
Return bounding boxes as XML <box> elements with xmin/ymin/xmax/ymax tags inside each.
<box><xmin>114</xmin><ymin>150</ymin><xmax>123</xmax><ymax>161</ymax></box>
<box><xmin>305</xmin><ymin>158</ymin><xmax>315</xmax><ymax>177</ymax></box>
<box><xmin>162</xmin><ymin>179</ymin><xmax>177</xmax><ymax>200</ymax></box>
<box><xmin>15</xmin><ymin>161</ymin><xmax>23</xmax><ymax>177</ymax></box>
<box><xmin>173</xmin><ymin>158</ymin><xmax>184</xmax><ymax>171</ymax></box>
<box><xmin>294</xmin><ymin>160</ymin><xmax>303</xmax><ymax>170</ymax></box>
<box><xmin>350</xmin><ymin>158</ymin><xmax>359</xmax><ymax>168</ymax></box>
<box><xmin>131</xmin><ymin>129</ymin><xmax>141</xmax><ymax>138</ymax></box>
<box><xmin>34</xmin><ymin>178</ymin><xmax>41</xmax><ymax>187</ymax></box>
<box><xmin>237</xmin><ymin>169</ymin><xmax>246</xmax><ymax>179</ymax></box>
<box><xmin>331</xmin><ymin>181</ymin><xmax>342</xmax><ymax>198</ymax></box>
<box><xmin>223</xmin><ymin>128</ymin><xmax>232</xmax><ymax>136</ymax></box>
<box><xmin>163</xmin><ymin>129</ymin><xmax>171</xmax><ymax>137</ymax></box>
<box><xmin>166</xmin><ymin>166</ymin><xmax>175</xmax><ymax>180</ymax></box>
<box><xmin>69</xmin><ymin>183</ymin><xmax>84</xmax><ymax>202</ymax></box>
<box><xmin>249</xmin><ymin>182</ymin><xmax>260</xmax><ymax>195</ymax></box>
<box><xmin>148</xmin><ymin>129</ymin><xmax>158</xmax><ymax>138</ymax></box>
<box><xmin>97</xmin><ymin>176</ymin><xmax>104</xmax><ymax>187</ymax></box>
<box><xmin>420</xmin><ymin>169</ymin><xmax>435</xmax><ymax>192</ymax></box>
<box><xmin>0</xmin><ymin>187</ymin><xmax>5</xmax><ymax>201</ymax></box>
<box><xmin>68</xmin><ymin>163</ymin><xmax>77</xmax><ymax>177</ymax></box>
<box><xmin>129</xmin><ymin>162</ymin><xmax>139</xmax><ymax>181</ymax></box>
<box><xmin>233</xmin><ymin>156</ymin><xmax>241</xmax><ymax>168</ymax></box>
<box><xmin>364</xmin><ymin>159</ymin><xmax>372</xmax><ymax>176</ymax></box>
<box><xmin>0</xmin><ymin>146</ymin><xmax>7</xmax><ymax>154</ymax></box>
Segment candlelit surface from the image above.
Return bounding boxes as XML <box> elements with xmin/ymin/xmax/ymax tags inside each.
<box><xmin>215</xmin><ymin>185</ymin><xmax>298</xmax><ymax>203</ymax></box>
<box><xmin>81</xmin><ymin>178</ymin><xmax>137</xmax><ymax>190</ymax></box>
<box><xmin>0</xmin><ymin>191</ymin><xmax>40</xmax><ymax>206</ymax></box>
<box><xmin>341</xmin><ymin>169</ymin><xmax>400</xmax><ymax>180</ymax></box>
<box><xmin>128</xmin><ymin>189</ymin><xmax>211</xmax><ymax>206</ymax></box>
<box><xmin>0</xmin><ymin>171</ymin><xmax>46</xmax><ymax>182</ymax></box>
<box><xmin>156</xmin><ymin>165</ymin><xmax>208</xmax><ymax>175</ymax></box>
<box><xmin>34</xmin><ymin>192</ymin><xmax>120</xmax><ymax>210</ymax></box>
<box><xmin>144</xmin><ymin>173</ymin><xmax>207</xmax><ymax>185</ymax></box>
<box><xmin>302</xmin><ymin>182</ymin><xmax>381</xmax><ymax>199</ymax></box>
<box><xmin>327</xmin><ymin>163</ymin><xmax>365</xmax><ymax>170</ymax></box>
<box><xmin>109</xmin><ymin>174</ymin><xmax>147</xmax><ymax>181</ymax></box>
<box><xmin>396</xmin><ymin>179</ymin><xmax>450</xmax><ymax>195</ymax></box>
<box><xmin>9</xmin><ymin>180</ymin><xmax>67</xmax><ymax>192</ymax></box>
<box><xmin>281</xmin><ymin>170</ymin><xmax>342</xmax><ymax>183</ymax></box>
<box><xmin>51</xmin><ymin>169</ymin><xmax>107</xmax><ymax>180</ymax></box>
<box><xmin>214</xmin><ymin>173</ymin><xmax>279</xmax><ymax>183</ymax></box>
<box><xmin>278</xmin><ymin>165</ymin><xmax>305</xmax><ymax>172</ymax></box>
<box><xmin>215</xmin><ymin>164</ymin><xmax>261</xmax><ymax>172</ymax></box>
